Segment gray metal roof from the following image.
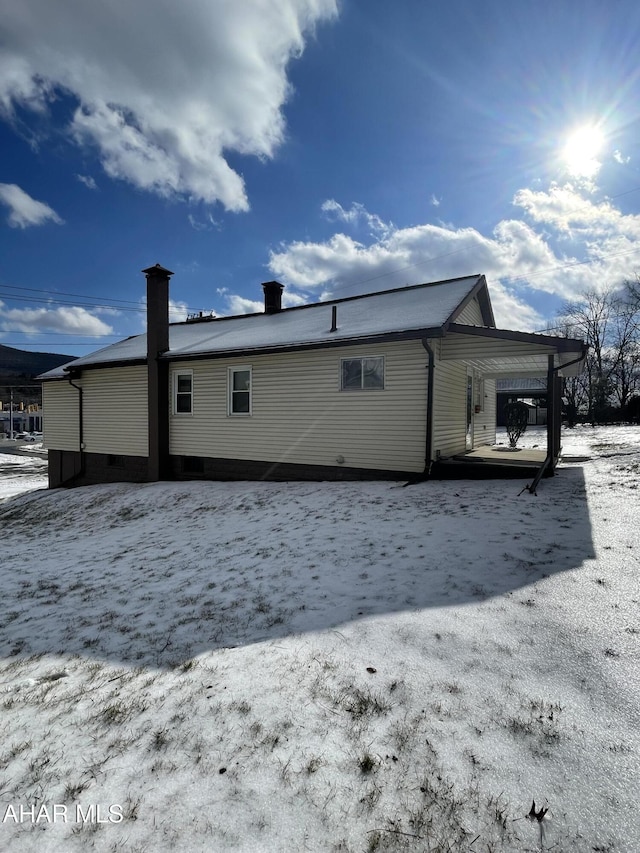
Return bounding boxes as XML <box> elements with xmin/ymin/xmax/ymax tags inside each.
<box><xmin>40</xmin><ymin>274</ymin><xmax>486</xmax><ymax>377</ymax></box>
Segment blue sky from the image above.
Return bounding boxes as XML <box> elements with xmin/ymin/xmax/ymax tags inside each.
<box><xmin>2</xmin><ymin>0</ymin><xmax>640</xmax><ymax>356</ymax></box>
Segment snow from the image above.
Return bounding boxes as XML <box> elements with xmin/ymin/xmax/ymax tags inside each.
<box><xmin>39</xmin><ymin>275</ymin><xmax>483</xmax><ymax>376</ymax></box>
<box><xmin>0</xmin><ymin>425</ymin><xmax>638</xmax><ymax>851</ymax></box>
<box><xmin>0</xmin><ymin>447</ymin><xmax>48</xmax><ymax>500</ymax></box>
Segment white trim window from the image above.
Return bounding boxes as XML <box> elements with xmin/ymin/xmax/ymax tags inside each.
<box><xmin>228</xmin><ymin>366</ymin><xmax>252</xmax><ymax>415</ymax></box>
<box><xmin>341</xmin><ymin>356</ymin><xmax>384</xmax><ymax>391</ymax></box>
<box><xmin>173</xmin><ymin>370</ymin><xmax>193</xmax><ymax>414</ymax></box>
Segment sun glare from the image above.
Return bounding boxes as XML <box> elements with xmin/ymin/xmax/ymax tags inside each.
<box><xmin>562</xmin><ymin>124</ymin><xmax>604</xmax><ymax>179</ymax></box>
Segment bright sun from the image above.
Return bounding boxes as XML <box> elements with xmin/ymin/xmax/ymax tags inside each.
<box><xmin>562</xmin><ymin>125</ymin><xmax>604</xmax><ymax>178</ymax></box>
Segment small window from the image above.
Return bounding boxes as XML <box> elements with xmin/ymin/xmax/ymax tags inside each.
<box><xmin>173</xmin><ymin>371</ymin><xmax>193</xmax><ymax>414</ymax></box>
<box><xmin>341</xmin><ymin>357</ymin><xmax>384</xmax><ymax>391</ymax></box>
<box><xmin>229</xmin><ymin>367</ymin><xmax>252</xmax><ymax>415</ymax></box>
<box><xmin>107</xmin><ymin>454</ymin><xmax>125</xmax><ymax>468</ymax></box>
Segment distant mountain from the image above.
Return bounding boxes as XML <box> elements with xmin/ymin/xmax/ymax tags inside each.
<box><xmin>0</xmin><ymin>344</ymin><xmax>75</xmax><ymax>383</ymax></box>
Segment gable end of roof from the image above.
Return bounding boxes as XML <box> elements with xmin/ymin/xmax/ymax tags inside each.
<box><xmin>444</xmin><ymin>274</ymin><xmax>495</xmax><ymax>328</ymax></box>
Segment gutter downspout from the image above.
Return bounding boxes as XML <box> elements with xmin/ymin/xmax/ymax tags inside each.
<box><xmin>65</xmin><ymin>374</ymin><xmax>84</xmax><ymax>486</ymax></box>
<box><xmin>421</xmin><ymin>339</ymin><xmax>435</xmax><ymax>477</ymax></box>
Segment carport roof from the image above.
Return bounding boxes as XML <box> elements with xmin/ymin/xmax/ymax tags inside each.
<box><xmin>440</xmin><ymin>324</ymin><xmax>587</xmax><ymax>378</ymax></box>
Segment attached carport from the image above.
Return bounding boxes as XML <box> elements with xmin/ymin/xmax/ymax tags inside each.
<box><xmin>436</xmin><ymin>323</ymin><xmax>587</xmax><ymax>487</ymax></box>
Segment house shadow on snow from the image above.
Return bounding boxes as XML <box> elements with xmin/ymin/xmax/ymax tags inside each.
<box><xmin>0</xmin><ymin>466</ymin><xmax>595</xmax><ymax>670</ymax></box>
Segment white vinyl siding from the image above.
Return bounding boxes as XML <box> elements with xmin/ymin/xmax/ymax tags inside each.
<box><xmin>81</xmin><ymin>366</ymin><xmax>148</xmax><ymax>456</ymax></box>
<box><xmin>42</xmin><ymin>381</ymin><xmax>80</xmax><ymax>451</ymax></box>
<box><xmin>169</xmin><ymin>340</ymin><xmax>428</xmax><ymax>472</ymax></box>
<box><xmin>474</xmin><ymin>377</ymin><xmax>496</xmax><ymax>447</ymax></box>
<box><xmin>454</xmin><ymin>297</ymin><xmax>484</xmax><ymax>325</ymax></box>
<box><xmin>431</xmin><ymin>354</ymin><xmax>467</xmax><ymax>459</ymax></box>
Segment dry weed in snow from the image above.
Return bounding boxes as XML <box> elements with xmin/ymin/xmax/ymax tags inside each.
<box><xmin>0</xmin><ymin>426</ymin><xmax>638</xmax><ymax>852</ymax></box>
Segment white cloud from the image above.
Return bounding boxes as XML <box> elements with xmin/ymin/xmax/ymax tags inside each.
<box><xmin>188</xmin><ymin>212</ymin><xmax>220</xmax><ymax>232</ymax></box>
<box><xmin>169</xmin><ymin>300</ymin><xmax>189</xmax><ymax>323</ymax></box>
<box><xmin>76</xmin><ymin>174</ymin><xmax>98</xmax><ymax>190</ymax></box>
<box><xmin>225</xmin><ymin>295</ymin><xmax>265</xmax><ymax>315</ymax></box>
<box><xmin>321</xmin><ymin>199</ymin><xmax>389</xmax><ymax>235</ymax></box>
<box><xmin>513</xmin><ymin>184</ymin><xmax>633</xmax><ymax>238</ymax></box>
<box><xmin>221</xmin><ymin>287</ymin><xmax>310</xmax><ymax>316</ymax></box>
<box><xmin>0</xmin><ymin>183</ymin><xmax>63</xmax><ymax>228</ymax></box>
<box><xmin>613</xmin><ymin>150</ymin><xmax>631</xmax><ymax>165</ymax></box>
<box><xmin>0</xmin><ymin>1</ymin><xmax>338</xmax><ymax>210</ymax></box>
<box><xmin>430</xmin><ymin>194</ymin><xmax>440</xmax><ymax>207</ymax></box>
<box><xmin>0</xmin><ymin>301</ymin><xmax>113</xmax><ymax>336</ymax></box>
<box><xmin>268</xmin><ymin>188</ymin><xmax>640</xmax><ymax>330</ymax></box>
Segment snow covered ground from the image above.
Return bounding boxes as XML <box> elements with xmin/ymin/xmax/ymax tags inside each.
<box><xmin>0</xmin><ymin>426</ymin><xmax>638</xmax><ymax>852</ymax></box>
<box><xmin>0</xmin><ymin>445</ymin><xmax>48</xmax><ymax>500</ymax></box>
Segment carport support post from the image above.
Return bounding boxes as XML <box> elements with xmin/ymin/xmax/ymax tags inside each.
<box><xmin>546</xmin><ymin>354</ymin><xmax>561</xmax><ymax>469</ymax></box>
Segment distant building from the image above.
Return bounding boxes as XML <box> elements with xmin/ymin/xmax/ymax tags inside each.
<box><xmin>496</xmin><ymin>378</ymin><xmax>548</xmax><ymax>426</ymax></box>
<box><xmin>0</xmin><ymin>404</ymin><xmax>43</xmax><ymax>436</ymax></box>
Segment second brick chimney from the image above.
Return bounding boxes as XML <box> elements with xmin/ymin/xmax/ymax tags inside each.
<box><xmin>262</xmin><ymin>280</ymin><xmax>284</xmax><ymax>314</ymax></box>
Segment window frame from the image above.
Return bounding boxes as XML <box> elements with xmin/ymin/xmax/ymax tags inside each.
<box><xmin>340</xmin><ymin>356</ymin><xmax>385</xmax><ymax>392</ymax></box>
<box><xmin>172</xmin><ymin>369</ymin><xmax>193</xmax><ymax>415</ymax></box>
<box><xmin>228</xmin><ymin>365</ymin><xmax>252</xmax><ymax>416</ymax></box>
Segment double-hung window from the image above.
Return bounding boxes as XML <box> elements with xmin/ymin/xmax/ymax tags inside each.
<box><xmin>228</xmin><ymin>366</ymin><xmax>252</xmax><ymax>415</ymax></box>
<box><xmin>341</xmin><ymin>356</ymin><xmax>384</xmax><ymax>391</ymax></box>
<box><xmin>173</xmin><ymin>370</ymin><xmax>193</xmax><ymax>414</ymax></box>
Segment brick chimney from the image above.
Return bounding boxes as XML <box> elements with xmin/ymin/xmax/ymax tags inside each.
<box><xmin>143</xmin><ymin>263</ymin><xmax>173</xmax><ymax>482</ymax></box>
<box><xmin>262</xmin><ymin>280</ymin><xmax>284</xmax><ymax>314</ymax></box>
<box><xmin>144</xmin><ymin>263</ymin><xmax>173</xmax><ymax>355</ymax></box>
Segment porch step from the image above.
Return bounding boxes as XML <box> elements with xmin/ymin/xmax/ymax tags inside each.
<box><xmin>431</xmin><ymin>457</ymin><xmax>550</xmax><ymax>480</ymax></box>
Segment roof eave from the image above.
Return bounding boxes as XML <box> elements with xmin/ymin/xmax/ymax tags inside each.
<box><xmin>447</xmin><ymin>322</ymin><xmax>586</xmax><ymax>352</ymax></box>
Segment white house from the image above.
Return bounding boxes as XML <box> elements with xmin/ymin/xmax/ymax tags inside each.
<box><xmin>39</xmin><ymin>265</ymin><xmax>586</xmax><ymax>488</ymax></box>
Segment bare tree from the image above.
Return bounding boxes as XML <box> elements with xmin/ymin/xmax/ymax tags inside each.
<box><xmin>558</xmin><ymin>290</ymin><xmax>614</xmax><ymax>423</ymax></box>
<box><xmin>609</xmin><ymin>303</ymin><xmax>640</xmax><ymax>410</ymax></box>
<box><xmin>556</xmin><ymin>281</ymin><xmax>640</xmax><ymax>422</ymax></box>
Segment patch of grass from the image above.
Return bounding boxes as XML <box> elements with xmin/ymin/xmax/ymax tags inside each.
<box><xmin>99</xmin><ymin>699</ymin><xmax>146</xmax><ymax>726</ymax></box>
<box><xmin>151</xmin><ymin>728</ymin><xmax>170</xmax><ymax>751</ymax></box>
<box><xmin>0</xmin><ymin>740</ymin><xmax>32</xmax><ymax>769</ymax></box>
<box><xmin>358</xmin><ymin>752</ymin><xmax>377</xmax><ymax>775</ymax></box>
<box><xmin>305</xmin><ymin>755</ymin><xmax>324</xmax><ymax>775</ymax></box>
<box><xmin>342</xmin><ymin>687</ymin><xmax>391</xmax><ymax>719</ymax></box>
<box><xmin>64</xmin><ymin>780</ymin><xmax>89</xmax><ymax>802</ymax></box>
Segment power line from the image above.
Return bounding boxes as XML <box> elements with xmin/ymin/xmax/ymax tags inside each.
<box><xmin>0</xmin><ymin>290</ymin><xmax>145</xmax><ymax>313</ymax></box>
<box><xmin>499</xmin><ymin>246</ymin><xmax>640</xmax><ymax>289</ymax></box>
<box><xmin>0</xmin><ymin>331</ymin><xmax>124</xmax><ymax>337</ymax></box>
<box><xmin>0</xmin><ymin>283</ymin><xmax>143</xmax><ymax>308</ymax></box>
